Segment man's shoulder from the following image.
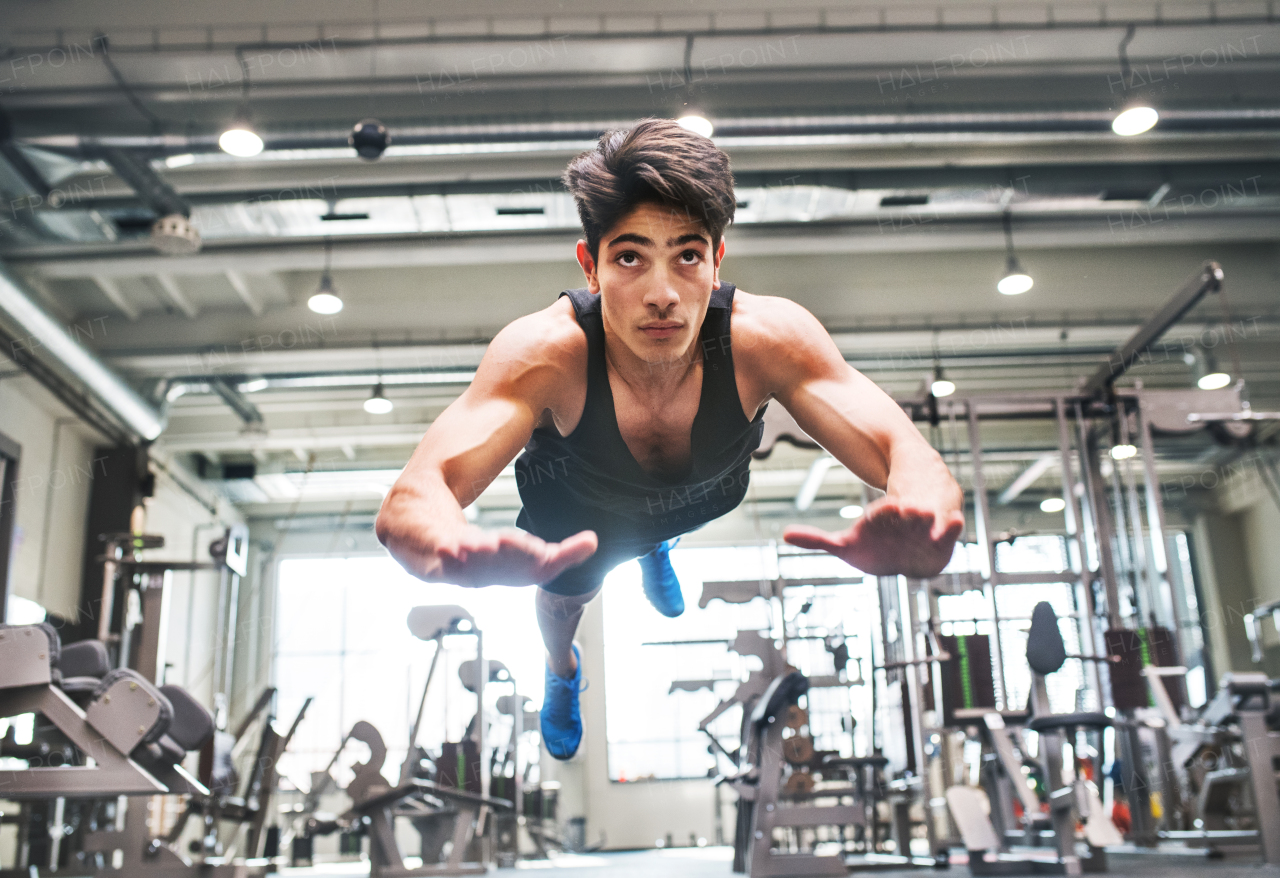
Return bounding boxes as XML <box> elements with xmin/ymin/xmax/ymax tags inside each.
<box><xmin>487</xmin><ymin>295</ymin><xmax>586</xmax><ymax>378</ymax></box>
<box><xmin>730</xmin><ymin>289</ymin><xmax>820</xmax><ymax>352</ymax></box>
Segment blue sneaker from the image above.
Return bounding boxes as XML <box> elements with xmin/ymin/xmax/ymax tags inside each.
<box><xmin>541</xmin><ymin>644</ymin><xmax>585</xmax><ymax>760</ymax></box>
<box><xmin>639</xmin><ymin>538</ymin><xmax>684</xmax><ymax>618</ymax></box>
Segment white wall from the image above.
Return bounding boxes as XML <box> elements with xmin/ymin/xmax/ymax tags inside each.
<box><xmin>1200</xmin><ymin>460</ymin><xmax>1280</xmax><ymax>677</ymax></box>
<box><xmin>0</xmin><ymin>369</ymin><xmax>247</xmax><ymax>714</ymax></box>
<box><xmin>0</xmin><ymin>374</ymin><xmax>101</xmax><ymax>621</ymax></box>
<box><xmin>137</xmin><ymin>457</ymin><xmax>246</xmax><ymax>707</ymax></box>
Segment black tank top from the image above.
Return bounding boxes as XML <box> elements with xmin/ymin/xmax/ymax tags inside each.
<box><xmin>515</xmin><ymin>282</ymin><xmax>766</xmax><ymax>548</ymax></box>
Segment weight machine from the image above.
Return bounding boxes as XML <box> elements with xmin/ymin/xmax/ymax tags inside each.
<box><xmin>914</xmin><ymin>263</ymin><xmax>1280</xmax><ymax>869</ymax></box>
<box><xmin>0</xmin><ymin>524</ymin><xmax>312</xmax><ymax>876</ymax></box>
<box><xmin>293</xmin><ymin>605</ymin><xmax>519</xmax><ymax>876</ymax></box>
<box><xmin>730</xmin><ymin>262</ymin><xmax>1280</xmax><ymax>872</ymax></box>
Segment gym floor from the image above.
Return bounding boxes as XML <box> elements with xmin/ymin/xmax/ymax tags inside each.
<box><xmin>281</xmin><ymin>847</ymin><xmax>1275</xmax><ymax>878</ymax></box>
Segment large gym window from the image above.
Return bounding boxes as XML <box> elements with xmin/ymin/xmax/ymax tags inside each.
<box><xmin>602</xmin><ymin>545</ymin><xmax>874</xmax><ymax>782</ymax></box>
<box><xmin>272</xmin><ymin>556</ymin><xmax>546</xmax><ymax>788</ymax></box>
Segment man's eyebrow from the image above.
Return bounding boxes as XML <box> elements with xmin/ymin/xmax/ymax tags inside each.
<box><xmin>607</xmin><ymin>232</ymin><xmax>654</xmax><ymax>248</ymax></box>
<box><xmin>667</xmin><ymin>233</ymin><xmax>709</xmax><ymax>247</ymax></box>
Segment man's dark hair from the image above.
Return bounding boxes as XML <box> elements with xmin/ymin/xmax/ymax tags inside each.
<box><xmin>562</xmin><ymin>118</ymin><xmax>736</xmax><ymax>259</ymax></box>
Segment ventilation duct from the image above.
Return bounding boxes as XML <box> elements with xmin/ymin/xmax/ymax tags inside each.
<box><xmin>0</xmin><ymin>262</ymin><xmax>165</xmax><ymax>441</ymax></box>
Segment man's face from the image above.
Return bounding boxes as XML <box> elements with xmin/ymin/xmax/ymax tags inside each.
<box><xmin>577</xmin><ymin>201</ymin><xmax>725</xmax><ymax>368</ymax></box>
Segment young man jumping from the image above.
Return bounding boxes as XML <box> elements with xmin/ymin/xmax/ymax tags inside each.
<box><xmin>377</xmin><ymin>119</ymin><xmax>963</xmax><ymax>760</ymax></box>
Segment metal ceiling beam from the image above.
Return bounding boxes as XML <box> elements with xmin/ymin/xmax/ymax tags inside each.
<box><xmin>997</xmin><ymin>454</ymin><xmax>1058</xmax><ymax>505</ymax></box>
<box><xmin>19</xmin><ymin>273</ymin><xmax>74</xmax><ymax>321</ymax></box>
<box><xmin>90</xmin><ymin>275</ymin><xmax>139</xmax><ymax>321</ymax></box>
<box><xmin>37</xmin><ymin>144</ymin><xmax>1280</xmax><ymax>212</ymax></box>
<box><xmin>153</xmin><ymin>274</ymin><xmax>199</xmax><ymax>319</ymax></box>
<box><xmin>223</xmin><ymin>271</ymin><xmax>265</xmax><ymax>316</ymax></box>
<box><xmin>23</xmin><ymin>110</ymin><xmax>1280</xmax><ymax>158</ymax></box>
<box><xmin>35</xmin><ymin>159</ymin><xmax>1280</xmax><ymax>213</ymax></box>
<box><xmin>98</xmin><ymin>147</ymin><xmax>191</xmax><ymax>219</ymax></box>
<box><xmin>0</xmin><ymin>261</ymin><xmax>165</xmax><ymax>441</ymax></box>
<box><xmin>1083</xmin><ymin>261</ymin><xmax>1224</xmax><ymax>396</ymax></box>
<box><xmin>12</xmin><ymin>211</ymin><xmax>1279</xmax><ymax>279</ymax></box>
<box><xmin>157</xmin><ymin>424</ymin><xmax>427</xmax><ymax>454</ymax></box>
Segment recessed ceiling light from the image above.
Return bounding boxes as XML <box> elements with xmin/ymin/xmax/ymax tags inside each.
<box><xmin>1040</xmin><ymin>497</ymin><xmax>1066</xmax><ymax>513</ymax></box>
<box><xmin>1197</xmin><ymin>372</ymin><xmax>1230</xmax><ymax>390</ymax></box>
<box><xmin>839</xmin><ymin>504</ymin><xmax>864</xmax><ymax>519</ymax></box>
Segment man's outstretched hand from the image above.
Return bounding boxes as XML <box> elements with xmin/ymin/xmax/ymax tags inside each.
<box><xmin>782</xmin><ymin>497</ymin><xmax>963</xmax><ymax>578</ymax></box>
<box><xmin>425</xmin><ymin>527</ymin><xmax>598</xmax><ymax>587</ymax></box>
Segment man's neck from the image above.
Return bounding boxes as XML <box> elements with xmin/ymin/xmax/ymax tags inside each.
<box><xmin>603</xmin><ymin>330</ymin><xmax>702</xmax><ymax>398</ymax></box>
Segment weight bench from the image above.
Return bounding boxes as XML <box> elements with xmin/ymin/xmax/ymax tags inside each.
<box><xmin>0</xmin><ymin>623</ymin><xmax>213</xmax><ymax>800</ymax></box>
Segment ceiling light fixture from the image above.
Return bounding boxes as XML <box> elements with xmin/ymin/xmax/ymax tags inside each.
<box><xmin>1112</xmin><ymin>106</ymin><xmax>1159</xmax><ymax>136</ymax></box>
<box><xmin>1188</xmin><ymin>345</ymin><xmax>1231</xmax><ymax>390</ymax></box>
<box><xmin>308</xmin><ymin>238</ymin><xmax>344</xmax><ymax>314</ymax></box>
<box><xmin>1040</xmin><ymin>497</ymin><xmax>1066</xmax><ymax>513</ymax></box>
<box><xmin>676</xmin><ymin>114</ymin><xmax>714</xmax><ymax>138</ymax></box>
<box><xmin>1111</xmin><ymin>27</ymin><xmax>1159</xmax><ymax>136</ymax></box>
<box><xmin>220</xmin><ymin>54</ymin><xmax>265</xmax><ymax>157</ymax></box>
<box><xmin>839</xmin><ymin>504</ymin><xmax>864</xmax><ymax>519</ymax></box>
<box><xmin>364</xmin><ymin>384</ymin><xmax>393</xmax><ymax>414</ymax></box>
<box><xmin>930</xmin><ymin>362</ymin><xmax>955</xmax><ymax>398</ymax></box>
<box><xmin>997</xmin><ymin>210</ymin><xmax>1033</xmax><ymax>295</ymax></box>
<box><xmin>1198</xmin><ymin>371</ymin><xmax>1231</xmax><ymax>390</ymax></box>
<box><xmin>219</xmin><ymin>116</ymin><xmax>263</xmax><ymax>157</ymax></box>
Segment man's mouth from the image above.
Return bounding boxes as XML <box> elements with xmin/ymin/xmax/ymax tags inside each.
<box><xmin>640</xmin><ymin>321</ymin><xmax>682</xmax><ymax>339</ymax></box>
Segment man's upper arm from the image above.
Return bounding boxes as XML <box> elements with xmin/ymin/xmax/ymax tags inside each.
<box><xmin>738</xmin><ymin>296</ymin><xmax>922</xmax><ymax>490</ymax></box>
<box><xmin>397</xmin><ymin>305</ymin><xmax>581</xmax><ymax>505</ymax></box>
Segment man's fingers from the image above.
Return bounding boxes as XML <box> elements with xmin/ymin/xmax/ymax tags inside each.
<box><xmin>932</xmin><ymin>511</ymin><xmax>965</xmax><ymax>543</ymax></box>
<box><xmin>559</xmin><ymin>530</ymin><xmax>599</xmax><ymax>559</ymax></box>
<box><xmin>494</xmin><ymin>528</ymin><xmax>548</xmax><ymax>556</ymax></box>
<box><xmin>539</xmin><ymin>531</ymin><xmax>599</xmax><ymax>582</ymax></box>
<box><xmin>782</xmin><ymin>524</ymin><xmax>843</xmax><ymax>552</ymax></box>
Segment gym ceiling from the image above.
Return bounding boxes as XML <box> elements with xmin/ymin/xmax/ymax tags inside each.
<box><xmin>0</xmin><ymin>0</ymin><xmax>1277</xmax><ymax>529</ymax></box>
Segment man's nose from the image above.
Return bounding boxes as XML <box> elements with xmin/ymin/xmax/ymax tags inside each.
<box><xmin>644</xmin><ymin>271</ymin><xmax>680</xmax><ymax>311</ymax></box>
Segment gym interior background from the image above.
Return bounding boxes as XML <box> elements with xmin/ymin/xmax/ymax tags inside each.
<box><xmin>1</xmin><ymin>1</ymin><xmax>1279</xmax><ymax>876</ymax></box>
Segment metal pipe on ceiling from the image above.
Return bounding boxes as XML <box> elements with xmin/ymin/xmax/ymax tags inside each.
<box><xmin>0</xmin><ymin>261</ymin><xmax>166</xmax><ymax>441</ymax></box>
<box><xmin>22</xmin><ymin>109</ymin><xmax>1280</xmax><ymax>157</ymax></box>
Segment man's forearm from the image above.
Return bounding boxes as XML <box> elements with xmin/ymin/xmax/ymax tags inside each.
<box><xmin>375</xmin><ymin>471</ymin><xmax>469</xmax><ymax>577</ymax></box>
<box><xmin>885</xmin><ymin>440</ymin><xmax>962</xmax><ymax>513</ymax></box>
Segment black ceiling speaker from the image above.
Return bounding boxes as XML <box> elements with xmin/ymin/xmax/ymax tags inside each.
<box><xmin>349</xmin><ymin>119</ymin><xmax>390</xmax><ymax>160</ymax></box>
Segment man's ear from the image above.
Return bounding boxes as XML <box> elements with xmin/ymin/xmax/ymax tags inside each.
<box><xmin>576</xmin><ymin>240</ymin><xmax>601</xmax><ymax>293</ymax></box>
<box><xmin>712</xmin><ymin>237</ymin><xmax>726</xmax><ymax>290</ymax></box>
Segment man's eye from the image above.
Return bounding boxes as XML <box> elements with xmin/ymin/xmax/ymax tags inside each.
<box><xmin>680</xmin><ymin>250</ymin><xmax>702</xmax><ymax>263</ymax></box>
<box><xmin>618</xmin><ymin>252</ymin><xmax>639</xmax><ymax>265</ymax></box>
